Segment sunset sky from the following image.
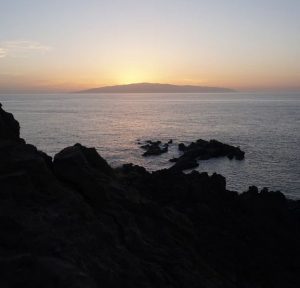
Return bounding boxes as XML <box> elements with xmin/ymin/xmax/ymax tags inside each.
<box><xmin>0</xmin><ymin>0</ymin><xmax>299</xmax><ymax>92</ymax></box>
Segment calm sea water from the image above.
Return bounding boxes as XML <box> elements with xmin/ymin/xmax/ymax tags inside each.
<box><xmin>1</xmin><ymin>92</ymin><xmax>299</xmax><ymax>198</ymax></box>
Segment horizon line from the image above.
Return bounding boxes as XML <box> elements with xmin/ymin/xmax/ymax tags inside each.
<box><xmin>1</xmin><ymin>81</ymin><xmax>300</xmax><ymax>94</ymax></box>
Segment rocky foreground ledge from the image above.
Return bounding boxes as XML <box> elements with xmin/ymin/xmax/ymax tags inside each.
<box><xmin>0</xmin><ymin>103</ymin><xmax>299</xmax><ymax>288</ymax></box>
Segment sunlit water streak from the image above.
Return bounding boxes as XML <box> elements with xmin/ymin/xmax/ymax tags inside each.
<box><xmin>1</xmin><ymin>92</ymin><xmax>299</xmax><ymax>198</ymax></box>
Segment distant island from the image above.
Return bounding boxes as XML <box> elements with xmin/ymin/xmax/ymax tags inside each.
<box><xmin>77</xmin><ymin>83</ymin><xmax>236</xmax><ymax>93</ymax></box>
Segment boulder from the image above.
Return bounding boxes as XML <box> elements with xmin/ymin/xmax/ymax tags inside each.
<box><xmin>53</xmin><ymin>143</ymin><xmax>114</xmax><ymax>206</ymax></box>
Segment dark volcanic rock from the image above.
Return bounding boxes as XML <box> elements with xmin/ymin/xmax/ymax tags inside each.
<box><xmin>171</xmin><ymin>156</ymin><xmax>199</xmax><ymax>171</ymax></box>
<box><xmin>0</xmin><ymin>103</ymin><xmax>299</xmax><ymax>288</ymax></box>
<box><xmin>173</xmin><ymin>139</ymin><xmax>245</xmax><ymax>170</ymax></box>
<box><xmin>140</xmin><ymin>140</ymin><xmax>168</xmax><ymax>156</ymax></box>
<box><xmin>0</xmin><ymin>103</ymin><xmax>23</xmax><ymax>142</ymax></box>
<box><xmin>0</xmin><ymin>255</ymin><xmax>97</xmax><ymax>288</ymax></box>
<box><xmin>53</xmin><ymin>143</ymin><xmax>114</xmax><ymax>206</ymax></box>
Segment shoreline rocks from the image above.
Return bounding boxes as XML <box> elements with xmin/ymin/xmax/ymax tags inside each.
<box><xmin>0</xmin><ymin>103</ymin><xmax>299</xmax><ymax>288</ymax></box>
<box><xmin>138</xmin><ymin>138</ymin><xmax>245</xmax><ymax>171</ymax></box>
<box><xmin>140</xmin><ymin>140</ymin><xmax>169</xmax><ymax>156</ymax></box>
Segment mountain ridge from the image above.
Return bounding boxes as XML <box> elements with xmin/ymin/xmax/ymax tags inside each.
<box><xmin>77</xmin><ymin>82</ymin><xmax>236</xmax><ymax>93</ymax></box>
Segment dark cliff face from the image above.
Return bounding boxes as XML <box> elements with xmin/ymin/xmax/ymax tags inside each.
<box><xmin>0</xmin><ymin>103</ymin><xmax>299</xmax><ymax>288</ymax></box>
<box><xmin>0</xmin><ymin>103</ymin><xmax>21</xmax><ymax>141</ymax></box>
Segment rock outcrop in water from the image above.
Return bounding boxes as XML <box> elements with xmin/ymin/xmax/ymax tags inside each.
<box><xmin>0</xmin><ymin>103</ymin><xmax>299</xmax><ymax>288</ymax></box>
<box><xmin>171</xmin><ymin>139</ymin><xmax>245</xmax><ymax>171</ymax></box>
<box><xmin>140</xmin><ymin>140</ymin><xmax>169</xmax><ymax>156</ymax></box>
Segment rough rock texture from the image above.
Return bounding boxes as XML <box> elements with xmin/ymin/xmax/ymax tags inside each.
<box><xmin>172</xmin><ymin>139</ymin><xmax>245</xmax><ymax>170</ymax></box>
<box><xmin>0</xmin><ymin>103</ymin><xmax>299</xmax><ymax>288</ymax></box>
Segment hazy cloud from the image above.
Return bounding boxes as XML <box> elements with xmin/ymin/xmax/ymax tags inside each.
<box><xmin>0</xmin><ymin>48</ymin><xmax>7</xmax><ymax>58</ymax></box>
<box><xmin>0</xmin><ymin>40</ymin><xmax>51</xmax><ymax>59</ymax></box>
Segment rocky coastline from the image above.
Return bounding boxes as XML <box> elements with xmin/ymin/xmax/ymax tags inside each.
<box><xmin>0</xmin><ymin>103</ymin><xmax>299</xmax><ymax>287</ymax></box>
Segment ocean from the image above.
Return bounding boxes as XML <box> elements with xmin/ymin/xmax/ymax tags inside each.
<box><xmin>1</xmin><ymin>92</ymin><xmax>299</xmax><ymax>198</ymax></box>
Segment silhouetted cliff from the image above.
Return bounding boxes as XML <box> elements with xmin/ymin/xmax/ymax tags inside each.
<box><xmin>0</xmin><ymin>103</ymin><xmax>299</xmax><ymax>288</ymax></box>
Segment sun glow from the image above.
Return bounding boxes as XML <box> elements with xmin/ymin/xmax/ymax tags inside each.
<box><xmin>0</xmin><ymin>1</ymin><xmax>299</xmax><ymax>92</ymax></box>
<box><xmin>116</xmin><ymin>70</ymin><xmax>152</xmax><ymax>85</ymax></box>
